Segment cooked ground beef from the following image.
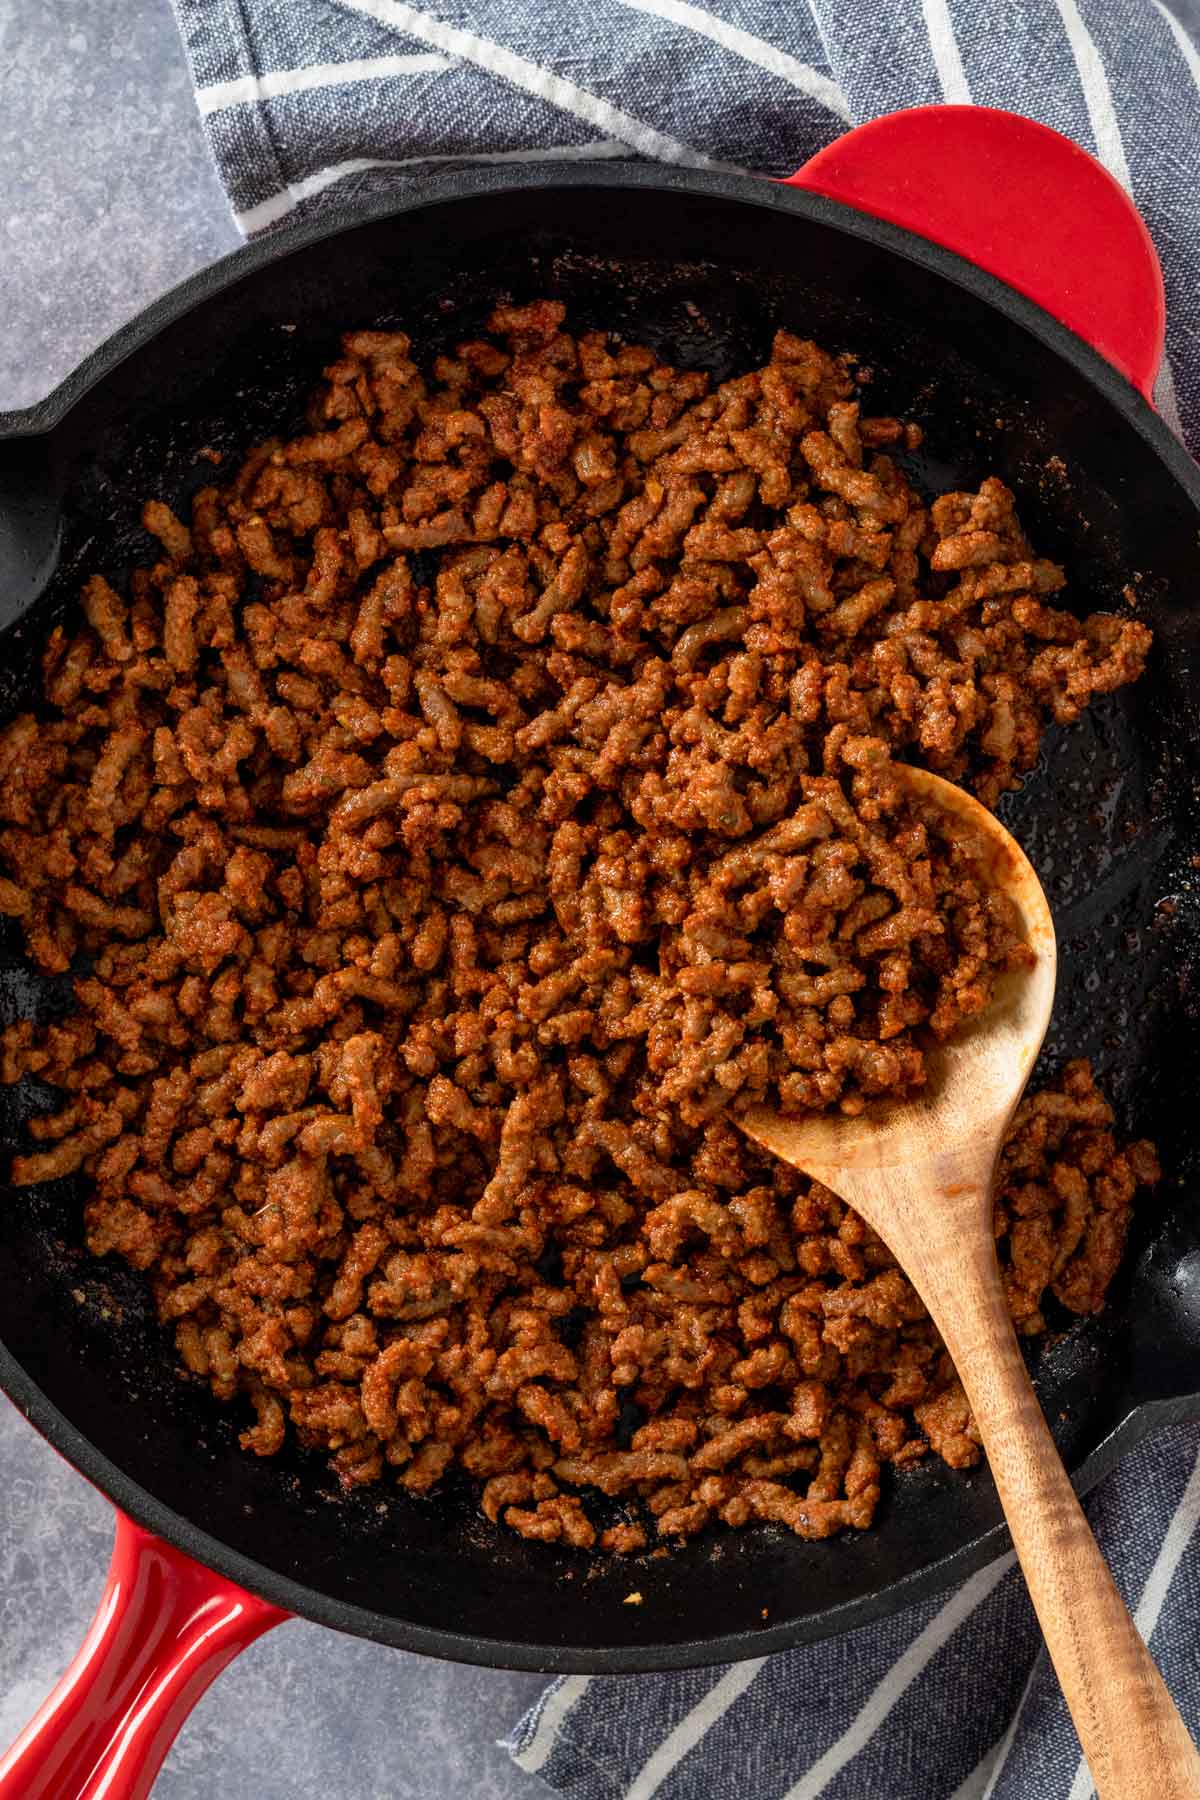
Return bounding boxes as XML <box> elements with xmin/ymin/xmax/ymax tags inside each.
<box><xmin>0</xmin><ymin>303</ymin><xmax>1158</xmax><ymax>1548</ymax></box>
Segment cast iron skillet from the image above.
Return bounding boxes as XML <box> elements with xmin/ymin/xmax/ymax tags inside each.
<box><xmin>1</xmin><ymin>104</ymin><xmax>1200</xmax><ymax>1799</ymax></box>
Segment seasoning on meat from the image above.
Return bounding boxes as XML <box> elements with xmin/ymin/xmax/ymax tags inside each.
<box><xmin>0</xmin><ymin>304</ymin><xmax>1157</xmax><ymax>1548</ymax></box>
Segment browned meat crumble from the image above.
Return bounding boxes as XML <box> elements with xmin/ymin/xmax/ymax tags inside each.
<box><xmin>0</xmin><ymin>302</ymin><xmax>1157</xmax><ymax>1549</ymax></box>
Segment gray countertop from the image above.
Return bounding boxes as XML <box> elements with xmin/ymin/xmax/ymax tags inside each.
<box><xmin>0</xmin><ymin>4</ymin><xmax>546</xmax><ymax>1795</ymax></box>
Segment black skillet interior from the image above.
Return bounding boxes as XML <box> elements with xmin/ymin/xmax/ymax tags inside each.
<box><xmin>1</xmin><ymin>169</ymin><xmax>1200</xmax><ymax>1675</ymax></box>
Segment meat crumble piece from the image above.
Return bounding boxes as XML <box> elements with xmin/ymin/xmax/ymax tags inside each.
<box><xmin>0</xmin><ymin>304</ymin><xmax>1156</xmax><ymax>1549</ymax></box>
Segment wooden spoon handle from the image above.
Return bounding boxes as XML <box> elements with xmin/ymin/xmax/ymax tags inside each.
<box><xmin>920</xmin><ymin>1233</ymin><xmax>1200</xmax><ymax>1799</ymax></box>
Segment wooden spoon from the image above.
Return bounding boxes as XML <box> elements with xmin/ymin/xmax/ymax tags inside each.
<box><xmin>739</xmin><ymin>764</ymin><xmax>1200</xmax><ymax>1800</ymax></box>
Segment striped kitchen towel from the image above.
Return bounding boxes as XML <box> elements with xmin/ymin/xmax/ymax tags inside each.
<box><xmin>167</xmin><ymin>3</ymin><xmax>1200</xmax><ymax>1796</ymax></box>
<box><xmin>170</xmin><ymin>0</ymin><xmax>1200</xmax><ymax>453</ymax></box>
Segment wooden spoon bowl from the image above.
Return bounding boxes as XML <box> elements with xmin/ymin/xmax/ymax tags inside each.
<box><xmin>740</xmin><ymin>764</ymin><xmax>1200</xmax><ymax>1800</ymax></box>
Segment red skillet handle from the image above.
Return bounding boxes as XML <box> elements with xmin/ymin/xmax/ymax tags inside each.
<box><xmin>785</xmin><ymin>104</ymin><xmax>1165</xmax><ymax>401</ymax></box>
<box><xmin>0</xmin><ymin>1512</ymin><xmax>288</xmax><ymax>1800</ymax></box>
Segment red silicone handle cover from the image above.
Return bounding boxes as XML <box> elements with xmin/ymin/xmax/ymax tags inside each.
<box><xmin>785</xmin><ymin>104</ymin><xmax>1165</xmax><ymax>401</ymax></box>
<box><xmin>0</xmin><ymin>1513</ymin><xmax>287</xmax><ymax>1800</ymax></box>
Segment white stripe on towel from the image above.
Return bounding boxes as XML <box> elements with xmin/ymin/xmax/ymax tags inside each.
<box><xmin>1151</xmin><ymin>0</ymin><xmax>1200</xmax><ymax>90</ymax></box>
<box><xmin>511</xmin><ymin>1675</ymin><xmax>593</xmax><ymax>1775</ymax></box>
<box><xmin>613</xmin><ymin>0</ymin><xmax>850</xmax><ymax>120</ymax></box>
<box><xmin>784</xmin><ymin>1552</ymin><xmax>1017</xmax><ymax>1800</ymax></box>
<box><xmin>233</xmin><ymin>139</ymin><xmax>633</xmax><ymax>232</ymax></box>
<box><xmin>921</xmin><ymin>0</ymin><xmax>971</xmax><ymax>102</ymax></box>
<box><xmin>1154</xmin><ymin>358</ymin><xmax>1185</xmax><ymax>438</ymax></box>
<box><xmin>333</xmin><ymin>0</ymin><xmax>727</xmax><ymax>168</ymax></box>
<box><xmin>949</xmin><ymin>1728</ymin><xmax>1012</xmax><ymax>1800</ymax></box>
<box><xmin>625</xmin><ymin>1660</ymin><xmax>768</xmax><ymax>1800</ymax></box>
<box><xmin>1137</xmin><ymin>1444</ymin><xmax>1200</xmax><ymax>1639</ymax></box>
<box><xmin>1051</xmin><ymin>0</ymin><xmax>1132</xmax><ymax>187</ymax></box>
<box><xmin>197</xmin><ymin>53</ymin><xmax>450</xmax><ymax>115</ymax></box>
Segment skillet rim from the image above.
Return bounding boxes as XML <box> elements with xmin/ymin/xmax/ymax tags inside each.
<box><xmin>2</xmin><ymin>159</ymin><xmax>1200</xmax><ymax>518</ymax></box>
<box><xmin>3</xmin><ymin>1342</ymin><xmax>1199</xmax><ymax>1673</ymax></box>
<box><xmin>2</xmin><ymin>159</ymin><xmax>1199</xmax><ymax>1674</ymax></box>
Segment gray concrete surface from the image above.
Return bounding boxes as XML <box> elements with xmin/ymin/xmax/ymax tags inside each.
<box><xmin>0</xmin><ymin>1417</ymin><xmax>546</xmax><ymax>1799</ymax></box>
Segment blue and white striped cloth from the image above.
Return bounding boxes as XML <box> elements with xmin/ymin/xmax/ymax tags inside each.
<box><xmin>169</xmin><ymin>3</ymin><xmax>1200</xmax><ymax>1793</ymax></box>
